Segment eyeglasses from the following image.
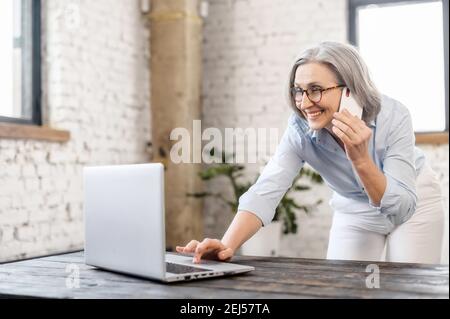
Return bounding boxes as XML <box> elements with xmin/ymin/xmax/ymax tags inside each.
<box><xmin>291</xmin><ymin>85</ymin><xmax>345</xmax><ymax>103</ymax></box>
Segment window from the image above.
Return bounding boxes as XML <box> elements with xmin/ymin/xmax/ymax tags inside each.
<box><xmin>349</xmin><ymin>0</ymin><xmax>449</xmax><ymax>134</ymax></box>
<box><xmin>0</xmin><ymin>0</ymin><xmax>41</xmax><ymax>125</ymax></box>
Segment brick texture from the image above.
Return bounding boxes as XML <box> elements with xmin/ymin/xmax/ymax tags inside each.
<box><xmin>0</xmin><ymin>0</ymin><xmax>151</xmax><ymax>262</ymax></box>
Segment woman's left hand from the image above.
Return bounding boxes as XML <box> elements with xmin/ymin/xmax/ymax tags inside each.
<box><xmin>331</xmin><ymin>109</ymin><xmax>372</xmax><ymax>167</ymax></box>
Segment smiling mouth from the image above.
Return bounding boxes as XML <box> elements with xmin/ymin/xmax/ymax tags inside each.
<box><xmin>305</xmin><ymin>109</ymin><xmax>325</xmax><ymax>120</ymax></box>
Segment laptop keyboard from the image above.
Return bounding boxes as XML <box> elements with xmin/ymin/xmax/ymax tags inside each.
<box><xmin>166</xmin><ymin>262</ymin><xmax>211</xmax><ymax>274</ymax></box>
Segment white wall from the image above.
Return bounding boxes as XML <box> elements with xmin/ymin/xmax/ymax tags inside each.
<box><xmin>201</xmin><ymin>0</ymin><xmax>449</xmax><ymax>263</ymax></box>
<box><xmin>0</xmin><ymin>0</ymin><xmax>151</xmax><ymax>263</ymax></box>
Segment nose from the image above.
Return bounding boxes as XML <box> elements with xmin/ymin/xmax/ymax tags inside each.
<box><xmin>299</xmin><ymin>92</ymin><xmax>314</xmax><ymax>110</ymax></box>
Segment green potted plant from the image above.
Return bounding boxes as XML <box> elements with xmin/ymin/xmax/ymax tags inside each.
<box><xmin>188</xmin><ymin>149</ymin><xmax>323</xmax><ymax>256</ymax></box>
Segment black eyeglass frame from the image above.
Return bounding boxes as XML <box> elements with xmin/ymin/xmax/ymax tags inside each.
<box><xmin>291</xmin><ymin>85</ymin><xmax>345</xmax><ymax>104</ymax></box>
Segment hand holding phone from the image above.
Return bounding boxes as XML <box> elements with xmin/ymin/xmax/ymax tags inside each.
<box><xmin>339</xmin><ymin>87</ymin><xmax>363</xmax><ymax>119</ymax></box>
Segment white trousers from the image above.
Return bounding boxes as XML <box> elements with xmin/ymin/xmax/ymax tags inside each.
<box><xmin>327</xmin><ymin>163</ymin><xmax>445</xmax><ymax>264</ymax></box>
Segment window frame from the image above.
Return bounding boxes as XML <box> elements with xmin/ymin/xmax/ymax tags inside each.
<box><xmin>348</xmin><ymin>0</ymin><xmax>449</xmax><ymax>138</ymax></box>
<box><xmin>0</xmin><ymin>0</ymin><xmax>41</xmax><ymax>126</ymax></box>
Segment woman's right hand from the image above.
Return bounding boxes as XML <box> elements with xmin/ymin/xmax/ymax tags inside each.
<box><xmin>176</xmin><ymin>238</ymin><xmax>235</xmax><ymax>264</ymax></box>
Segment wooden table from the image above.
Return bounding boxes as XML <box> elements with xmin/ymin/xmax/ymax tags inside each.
<box><xmin>0</xmin><ymin>251</ymin><xmax>448</xmax><ymax>299</ymax></box>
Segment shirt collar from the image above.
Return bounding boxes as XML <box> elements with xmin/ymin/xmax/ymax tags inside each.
<box><xmin>309</xmin><ymin>119</ymin><xmax>376</xmax><ymax>142</ymax></box>
<box><xmin>309</xmin><ymin>128</ymin><xmax>323</xmax><ymax>143</ymax></box>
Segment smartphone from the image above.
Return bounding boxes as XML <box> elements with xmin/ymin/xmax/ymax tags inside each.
<box><xmin>339</xmin><ymin>87</ymin><xmax>363</xmax><ymax>119</ymax></box>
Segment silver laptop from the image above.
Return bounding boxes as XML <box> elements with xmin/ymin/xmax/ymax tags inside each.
<box><xmin>83</xmin><ymin>163</ymin><xmax>254</xmax><ymax>282</ymax></box>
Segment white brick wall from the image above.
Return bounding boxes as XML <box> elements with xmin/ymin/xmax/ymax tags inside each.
<box><xmin>201</xmin><ymin>0</ymin><xmax>449</xmax><ymax>263</ymax></box>
<box><xmin>0</xmin><ymin>0</ymin><xmax>150</xmax><ymax>262</ymax></box>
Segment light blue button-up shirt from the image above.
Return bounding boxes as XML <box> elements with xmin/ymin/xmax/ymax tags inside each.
<box><xmin>238</xmin><ymin>94</ymin><xmax>426</xmax><ymax>227</ymax></box>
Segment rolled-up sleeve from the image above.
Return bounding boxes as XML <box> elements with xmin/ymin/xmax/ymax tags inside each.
<box><xmin>237</xmin><ymin>124</ymin><xmax>305</xmax><ymax>226</ymax></box>
<box><xmin>369</xmin><ymin>108</ymin><xmax>418</xmax><ymax>223</ymax></box>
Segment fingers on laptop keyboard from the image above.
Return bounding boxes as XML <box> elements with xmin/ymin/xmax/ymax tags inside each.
<box><xmin>178</xmin><ymin>238</ymin><xmax>233</xmax><ymax>263</ymax></box>
<box><xmin>193</xmin><ymin>238</ymin><xmax>224</xmax><ymax>263</ymax></box>
<box><xmin>176</xmin><ymin>240</ymin><xmax>199</xmax><ymax>254</ymax></box>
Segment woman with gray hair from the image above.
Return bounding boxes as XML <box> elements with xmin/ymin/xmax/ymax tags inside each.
<box><xmin>177</xmin><ymin>42</ymin><xmax>445</xmax><ymax>264</ymax></box>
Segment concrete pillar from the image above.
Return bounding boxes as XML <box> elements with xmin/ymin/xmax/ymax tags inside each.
<box><xmin>147</xmin><ymin>0</ymin><xmax>203</xmax><ymax>250</ymax></box>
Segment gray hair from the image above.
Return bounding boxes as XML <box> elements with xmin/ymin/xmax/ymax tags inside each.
<box><xmin>287</xmin><ymin>41</ymin><xmax>381</xmax><ymax>124</ymax></box>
